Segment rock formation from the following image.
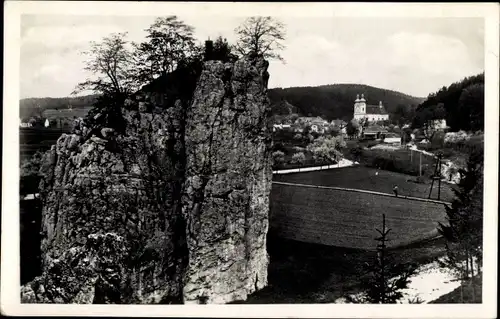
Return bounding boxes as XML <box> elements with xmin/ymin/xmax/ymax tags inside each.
<box><xmin>182</xmin><ymin>58</ymin><xmax>272</xmax><ymax>304</ymax></box>
<box><xmin>21</xmin><ymin>56</ymin><xmax>273</xmax><ymax>304</ymax></box>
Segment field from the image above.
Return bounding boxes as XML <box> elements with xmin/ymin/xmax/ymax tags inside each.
<box><xmin>19</xmin><ymin>127</ymin><xmax>72</xmax><ymax>160</ymax></box>
<box><xmin>273</xmin><ymin>166</ymin><xmax>455</xmax><ymax>201</ymax></box>
<box><xmin>42</xmin><ymin>106</ymin><xmax>92</xmax><ymax>119</ymax></box>
<box><xmin>270</xmin><ymin>166</ymin><xmax>455</xmax><ymax>250</ymax></box>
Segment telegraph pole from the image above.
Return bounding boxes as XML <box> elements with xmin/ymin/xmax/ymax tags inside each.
<box><xmin>437</xmin><ymin>155</ymin><xmax>442</xmax><ymax>200</ymax></box>
<box><xmin>419</xmin><ymin>152</ymin><xmax>422</xmax><ymax>177</ymax></box>
<box><xmin>428</xmin><ymin>153</ymin><xmax>443</xmax><ymax>200</ymax></box>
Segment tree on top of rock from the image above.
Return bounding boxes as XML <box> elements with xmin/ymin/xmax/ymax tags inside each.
<box><xmin>73</xmin><ymin>32</ymin><xmax>137</xmax><ymax>133</ymax></box>
<box><xmin>234</xmin><ymin>16</ymin><xmax>286</xmax><ymax>62</ymax></box>
<box><xmin>73</xmin><ymin>32</ymin><xmax>137</xmax><ymax>98</ymax></box>
<box><xmin>209</xmin><ymin>36</ymin><xmax>238</xmax><ymax>62</ymax></box>
<box><xmin>132</xmin><ymin>16</ymin><xmax>199</xmax><ymax>83</ymax></box>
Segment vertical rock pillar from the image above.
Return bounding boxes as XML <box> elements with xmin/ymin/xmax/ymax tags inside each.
<box><xmin>182</xmin><ymin>56</ymin><xmax>273</xmax><ymax>304</ymax></box>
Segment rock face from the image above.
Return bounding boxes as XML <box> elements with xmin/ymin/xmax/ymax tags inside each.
<box><xmin>182</xmin><ymin>58</ymin><xmax>272</xmax><ymax>304</ymax></box>
<box><xmin>21</xmin><ymin>56</ymin><xmax>273</xmax><ymax>304</ymax></box>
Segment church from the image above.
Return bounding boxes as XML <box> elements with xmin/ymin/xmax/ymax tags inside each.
<box><xmin>353</xmin><ymin>94</ymin><xmax>389</xmax><ymax>122</ymax></box>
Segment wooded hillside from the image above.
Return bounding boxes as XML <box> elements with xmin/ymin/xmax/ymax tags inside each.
<box><xmin>412</xmin><ymin>73</ymin><xmax>484</xmax><ymax>132</ymax></box>
<box><xmin>19</xmin><ymin>95</ymin><xmax>99</xmax><ymax>120</ymax></box>
<box><xmin>268</xmin><ymin>84</ymin><xmax>425</xmax><ymax>121</ymax></box>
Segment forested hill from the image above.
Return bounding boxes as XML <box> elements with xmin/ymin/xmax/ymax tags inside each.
<box><xmin>412</xmin><ymin>72</ymin><xmax>484</xmax><ymax>132</ymax></box>
<box><xmin>267</xmin><ymin>84</ymin><xmax>425</xmax><ymax>121</ymax></box>
<box><xmin>20</xmin><ymin>95</ymin><xmax>99</xmax><ymax>119</ymax></box>
<box><xmin>20</xmin><ymin>84</ymin><xmax>424</xmax><ymax>123</ymax></box>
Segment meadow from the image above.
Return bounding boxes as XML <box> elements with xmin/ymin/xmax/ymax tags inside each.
<box><xmin>20</xmin><ymin>127</ymin><xmax>71</xmax><ymax>160</ymax></box>
<box><xmin>273</xmin><ymin>166</ymin><xmax>455</xmax><ymax>201</ymax></box>
<box><xmin>270</xmin><ymin>166</ymin><xmax>455</xmax><ymax>250</ymax></box>
<box><xmin>42</xmin><ymin>106</ymin><xmax>92</xmax><ymax>120</ymax></box>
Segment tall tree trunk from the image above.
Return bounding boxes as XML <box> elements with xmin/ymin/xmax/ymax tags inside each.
<box><xmin>470</xmin><ymin>254</ymin><xmax>475</xmax><ymax>278</ymax></box>
<box><xmin>470</xmin><ymin>254</ymin><xmax>476</xmax><ymax>302</ymax></box>
<box><xmin>465</xmin><ymin>249</ymin><xmax>470</xmax><ymax>279</ymax></box>
<box><xmin>460</xmin><ymin>283</ymin><xmax>464</xmax><ymax>303</ymax></box>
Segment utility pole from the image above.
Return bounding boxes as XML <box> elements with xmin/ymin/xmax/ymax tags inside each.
<box><xmin>428</xmin><ymin>153</ymin><xmax>443</xmax><ymax>200</ymax></box>
<box><xmin>419</xmin><ymin>152</ymin><xmax>422</xmax><ymax>177</ymax></box>
<box><xmin>437</xmin><ymin>155</ymin><xmax>442</xmax><ymax>200</ymax></box>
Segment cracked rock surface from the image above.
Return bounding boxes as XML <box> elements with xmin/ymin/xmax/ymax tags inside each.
<box><xmin>21</xmin><ymin>56</ymin><xmax>272</xmax><ymax>304</ymax></box>
<box><xmin>182</xmin><ymin>58</ymin><xmax>272</xmax><ymax>304</ymax></box>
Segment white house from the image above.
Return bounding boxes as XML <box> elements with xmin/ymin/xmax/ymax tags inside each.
<box><xmin>272</xmin><ymin>123</ymin><xmax>292</xmax><ymax>132</ymax></box>
<box><xmin>383</xmin><ymin>134</ymin><xmax>402</xmax><ymax>145</ymax></box>
<box><xmin>353</xmin><ymin>94</ymin><xmax>389</xmax><ymax>123</ymax></box>
<box><xmin>19</xmin><ymin>118</ymin><xmax>32</xmax><ymax>128</ymax></box>
<box><xmin>430</xmin><ymin>119</ymin><xmax>447</xmax><ymax>131</ymax></box>
<box><xmin>310</xmin><ymin>124</ymin><xmax>320</xmax><ymax>133</ymax></box>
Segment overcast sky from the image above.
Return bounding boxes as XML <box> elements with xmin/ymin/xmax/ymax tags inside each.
<box><xmin>20</xmin><ymin>14</ymin><xmax>484</xmax><ymax>99</ymax></box>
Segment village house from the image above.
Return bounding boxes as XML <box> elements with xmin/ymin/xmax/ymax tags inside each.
<box><xmin>361</xmin><ymin>124</ymin><xmax>388</xmax><ymax>140</ymax></box>
<box><xmin>331</xmin><ymin>119</ymin><xmax>348</xmax><ymax>135</ymax></box>
<box><xmin>353</xmin><ymin>94</ymin><xmax>389</xmax><ymax>123</ymax></box>
<box><xmin>292</xmin><ymin>124</ymin><xmax>304</xmax><ymax>133</ymax></box>
<box><xmin>309</xmin><ymin>118</ymin><xmax>329</xmax><ymax>134</ymax></box>
<box><xmin>430</xmin><ymin>119</ymin><xmax>448</xmax><ymax>131</ymax></box>
<box><xmin>272</xmin><ymin>123</ymin><xmax>292</xmax><ymax>132</ymax></box>
<box><xmin>19</xmin><ymin>118</ymin><xmax>33</xmax><ymax>128</ymax></box>
<box><xmin>383</xmin><ymin>133</ymin><xmax>402</xmax><ymax>145</ymax></box>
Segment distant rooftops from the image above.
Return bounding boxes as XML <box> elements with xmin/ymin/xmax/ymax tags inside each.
<box><xmin>365</xmin><ymin>105</ymin><xmax>388</xmax><ymax>115</ymax></box>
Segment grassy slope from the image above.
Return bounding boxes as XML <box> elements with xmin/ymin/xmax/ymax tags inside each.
<box><xmin>235</xmin><ymin>236</ymin><xmax>446</xmax><ymax>304</ymax></box>
<box><xmin>270</xmin><ymin>167</ymin><xmax>454</xmax><ymax>250</ymax></box>
<box><xmin>273</xmin><ymin>166</ymin><xmax>455</xmax><ymax>201</ymax></box>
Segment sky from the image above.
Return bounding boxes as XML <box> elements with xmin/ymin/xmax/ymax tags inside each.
<box><xmin>20</xmin><ymin>14</ymin><xmax>485</xmax><ymax>99</ymax></box>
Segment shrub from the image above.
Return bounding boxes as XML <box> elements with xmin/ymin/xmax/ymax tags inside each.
<box><xmin>355</xmin><ymin>148</ymin><xmax>434</xmax><ymax>177</ymax></box>
<box><xmin>291</xmin><ymin>152</ymin><xmax>306</xmax><ymax>165</ymax></box>
<box><xmin>306</xmin><ymin>136</ymin><xmax>345</xmax><ymax>164</ymax></box>
<box><xmin>272</xmin><ymin>150</ymin><xmax>286</xmax><ymax>165</ymax></box>
<box><xmin>431</xmin><ymin>131</ymin><xmax>446</xmax><ymax>148</ymax></box>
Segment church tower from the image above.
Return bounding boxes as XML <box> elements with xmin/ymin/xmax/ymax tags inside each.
<box><xmin>353</xmin><ymin>93</ymin><xmax>366</xmax><ymax>120</ymax></box>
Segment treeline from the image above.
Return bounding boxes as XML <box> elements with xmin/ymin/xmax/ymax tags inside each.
<box><xmin>268</xmin><ymin>84</ymin><xmax>425</xmax><ymax>122</ymax></box>
<box><xmin>412</xmin><ymin>73</ymin><xmax>484</xmax><ymax>132</ymax></box>
<box><xmin>20</xmin><ymin>94</ymin><xmax>99</xmax><ymax>120</ymax></box>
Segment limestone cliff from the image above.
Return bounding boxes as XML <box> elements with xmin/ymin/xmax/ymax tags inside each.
<box><xmin>21</xmin><ymin>56</ymin><xmax>272</xmax><ymax>304</ymax></box>
<box><xmin>182</xmin><ymin>58</ymin><xmax>272</xmax><ymax>304</ymax></box>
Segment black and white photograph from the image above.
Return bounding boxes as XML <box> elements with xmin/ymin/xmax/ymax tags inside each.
<box><xmin>2</xmin><ymin>2</ymin><xmax>499</xmax><ymax>317</ymax></box>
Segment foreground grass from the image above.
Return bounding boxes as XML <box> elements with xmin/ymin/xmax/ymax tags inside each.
<box><xmin>235</xmin><ymin>236</ymin><xmax>446</xmax><ymax>304</ymax></box>
<box><xmin>430</xmin><ymin>275</ymin><xmax>482</xmax><ymax>303</ymax></box>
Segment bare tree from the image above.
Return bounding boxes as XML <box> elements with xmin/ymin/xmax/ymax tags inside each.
<box><xmin>234</xmin><ymin>16</ymin><xmax>286</xmax><ymax>62</ymax></box>
<box><xmin>73</xmin><ymin>32</ymin><xmax>137</xmax><ymax>97</ymax></box>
